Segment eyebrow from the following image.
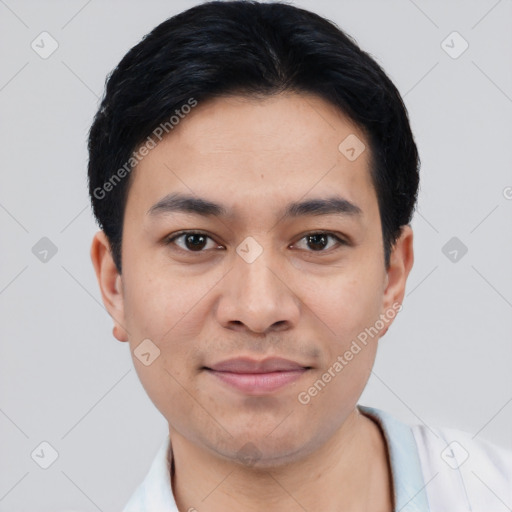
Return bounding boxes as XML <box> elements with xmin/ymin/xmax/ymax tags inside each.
<box><xmin>147</xmin><ymin>192</ymin><xmax>362</xmax><ymax>221</ymax></box>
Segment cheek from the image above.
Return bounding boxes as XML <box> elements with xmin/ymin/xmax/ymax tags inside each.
<box><xmin>297</xmin><ymin>273</ymin><xmax>383</xmax><ymax>413</ymax></box>
<box><xmin>305</xmin><ymin>264</ymin><xmax>385</xmax><ymax>347</ymax></box>
<box><xmin>122</xmin><ymin>264</ymin><xmax>197</xmax><ymax>340</ymax></box>
<box><xmin>122</xmin><ymin>266</ymin><xmax>209</xmax><ymax>385</ymax></box>
<box><xmin>131</xmin><ymin>356</ymin><xmax>196</xmax><ymax>436</ymax></box>
<box><xmin>123</xmin><ymin>276</ymin><xmax>204</xmax><ymax>421</ymax></box>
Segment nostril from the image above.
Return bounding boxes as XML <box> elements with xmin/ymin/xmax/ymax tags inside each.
<box><xmin>271</xmin><ymin>320</ymin><xmax>289</xmax><ymax>331</ymax></box>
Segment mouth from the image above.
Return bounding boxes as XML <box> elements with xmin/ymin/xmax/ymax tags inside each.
<box><xmin>203</xmin><ymin>357</ymin><xmax>312</xmax><ymax>395</ymax></box>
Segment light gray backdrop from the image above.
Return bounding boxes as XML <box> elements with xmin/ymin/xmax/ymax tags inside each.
<box><xmin>1</xmin><ymin>0</ymin><xmax>511</xmax><ymax>510</ymax></box>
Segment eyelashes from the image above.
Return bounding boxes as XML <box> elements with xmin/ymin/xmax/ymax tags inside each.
<box><xmin>164</xmin><ymin>230</ymin><xmax>348</xmax><ymax>255</ymax></box>
<box><xmin>165</xmin><ymin>231</ymin><xmax>221</xmax><ymax>253</ymax></box>
<box><xmin>292</xmin><ymin>232</ymin><xmax>347</xmax><ymax>252</ymax></box>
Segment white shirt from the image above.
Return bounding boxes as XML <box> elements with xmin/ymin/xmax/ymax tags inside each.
<box><xmin>122</xmin><ymin>404</ymin><xmax>512</xmax><ymax>511</ymax></box>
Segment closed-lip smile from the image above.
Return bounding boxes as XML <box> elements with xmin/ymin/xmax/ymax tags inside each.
<box><xmin>204</xmin><ymin>357</ymin><xmax>311</xmax><ymax>395</ymax></box>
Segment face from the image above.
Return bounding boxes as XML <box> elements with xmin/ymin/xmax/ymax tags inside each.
<box><xmin>92</xmin><ymin>92</ymin><xmax>413</xmax><ymax>467</ymax></box>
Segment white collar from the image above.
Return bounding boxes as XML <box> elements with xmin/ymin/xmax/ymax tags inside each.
<box><xmin>123</xmin><ymin>404</ymin><xmax>431</xmax><ymax>511</ymax></box>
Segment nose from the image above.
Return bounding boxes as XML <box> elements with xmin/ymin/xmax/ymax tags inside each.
<box><xmin>215</xmin><ymin>246</ymin><xmax>301</xmax><ymax>334</ymax></box>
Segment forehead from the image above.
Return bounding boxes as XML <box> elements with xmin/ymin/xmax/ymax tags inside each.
<box><xmin>125</xmin><ymin>92</ymin><xmax>377</xmax><ymax>224</ymax></box>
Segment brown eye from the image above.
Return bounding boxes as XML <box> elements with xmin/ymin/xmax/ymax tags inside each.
<box><xmin>182</xmin><ymin>233</ymin><xmax>208</xmax><ymax>251</ymax></box>
<box><xmin>293</xmin><ymin>232</ymin><xmax>346</xmax><ymax>252</ymax></box>
<box><xmin>166</xmin><ymin>231</ymin><xmax>219</xmax><ymax>252</ymax></box>
<box><xmin>306</xmin><ymin>233</ymin><xmax>329</xmax><ymax>251</ymax></box>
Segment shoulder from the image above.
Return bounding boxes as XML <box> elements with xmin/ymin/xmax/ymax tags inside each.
<box><xmin>359</xmin><ymin>405</ymin><xmax>512</xmax><ymax>511</ymax></box>
<box><xmin>411</xmin><ymin>423</ymin><xmax>512</xmax><ymax>512</ymax></box>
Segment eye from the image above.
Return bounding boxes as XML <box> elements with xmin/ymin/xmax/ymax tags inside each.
<box><xmin>164</xmin><ymin>230</ymin><xmax>347</xmax><ymax>254</ymax></box>
<box><xmin>165</xmin><ymin>231</ymin><xmax>222</xmax><ymax>252</ymax></box>
<box><xmin>292</xmin><ymin>232</ymin><xmax>347</xmax><ymax>252</ymax></box>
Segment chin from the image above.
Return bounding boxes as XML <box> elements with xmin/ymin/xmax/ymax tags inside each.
<box><xmin>212</xmin><ymin>429</ymin><xmax>315</xmax><ymax>470</ymax></box>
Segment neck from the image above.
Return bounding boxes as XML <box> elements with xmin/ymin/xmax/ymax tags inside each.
<box><xmin>169</xmin><ymin>407</ymin><xmax>394</xmax><ymax>512</ymax></box>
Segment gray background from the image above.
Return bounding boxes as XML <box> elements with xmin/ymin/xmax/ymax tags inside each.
<box><xmin>1</xmin><ymin>0</ymin><xmax>511</xmax><ymax>510</ymax></box>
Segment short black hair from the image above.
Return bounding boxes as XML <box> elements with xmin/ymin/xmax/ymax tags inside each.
<box><xmin>88</xmin><ymin>0</ymin><xmax>420</xmax><ymax>273</ymax></box>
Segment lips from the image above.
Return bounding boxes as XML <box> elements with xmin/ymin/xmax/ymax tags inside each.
<box><xmin>204</xmin><ymin>357</ymin><xmax>311</xmax><ymax>395</ymax></box>
<box><xmin>207</xmin><ymin>357</ymin><xmax>309</xmax><ymax>373</ymax></box>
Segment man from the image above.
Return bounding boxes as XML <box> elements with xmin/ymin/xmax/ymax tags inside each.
<box><xmin>88</xmin><ymin>1</ymin><xmax>512</xmax><ymax>510</ymax></box>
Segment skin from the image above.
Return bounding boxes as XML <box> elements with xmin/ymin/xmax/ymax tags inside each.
<box><xmin>91</xmin><ymin>92</ymin><xmax>414</xmax><ymax>511</ymax></box>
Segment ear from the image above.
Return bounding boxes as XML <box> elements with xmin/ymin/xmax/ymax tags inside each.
<box><xmin>90</xmin><ymin>230</ymin><xmax>129</xmax><ymax>342</ymax></box>
<box><xmin>380</xmin><ymin>225</ymin><xmax>414</xmax><ymax>336</ymax></box>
